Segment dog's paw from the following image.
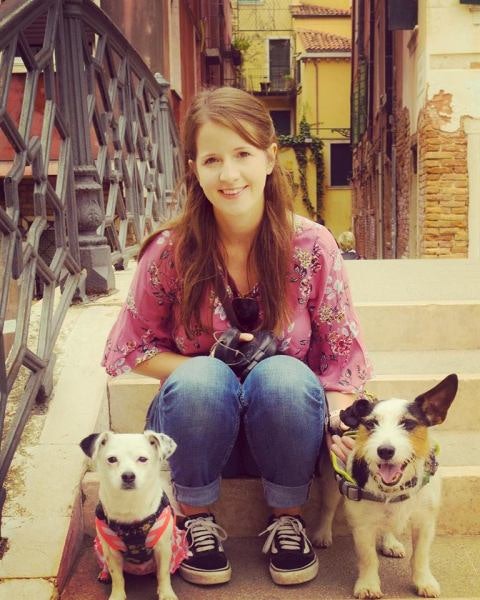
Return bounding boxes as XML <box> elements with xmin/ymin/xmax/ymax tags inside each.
<box><xmin>158</xmin><ymin>582</ymin><xmax>178</xmax><ymax>600</ymax></box>
<box><xmin>107</xmin><ymin>593</ymin><xmax>126</xmax><ymax>600</ymax></box>
<box><xmin>311</xmin><ymin>527</ymin><xmax>333</xmax><ymax>548</ymax></box>
<box><xmin>311</xmin><ymin>534</ymin><xmax>332</xmax><ymax>548</ymax></box>
<box><xmin>414</xmin><ymin>575</ymin><xmax>440</xmax><ymax>598</ymax></box>
<box><xmin>159</xmin><ymin>593</ymin><xmax>178</xmax><ymax>600</ymax></box>
<box><xmin>379</xmin><ymin>534</ymin><xmax>405</xmax><ymax>558</ymax></box>
<box><xmin>354</xmin><ymin>577</ymin><xmax>383</xmax><ymax>599</ymax></box>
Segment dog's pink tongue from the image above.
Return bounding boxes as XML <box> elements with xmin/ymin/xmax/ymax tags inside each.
<box><xmin>379</xmin><ymin>463</ymin><xmax>402</xmax><ymax>484</ymax></box>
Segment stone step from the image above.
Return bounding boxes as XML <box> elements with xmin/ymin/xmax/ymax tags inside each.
<box><xmin>107</xmin><ymin>352</ymin><xmax>480</xmax><ymax>433</ymax></box>
<box><xmin>81</xmin><ymin>429</ymin><xmax>480</xmax><ymax>539</ymax></box>
<box><xmin>344</xmin><ymin>258</ymin><xmax>480</xmax><ymax>303</ymax></box>
<box><xmin>60</xmin><ymin>532</ymin><xmax>480</xmax><ymax>600</ymax></box>
<box><xmin>355</xmin><ymin>301</ymin><xmax>480</xmax><ymax>351</ymax></box>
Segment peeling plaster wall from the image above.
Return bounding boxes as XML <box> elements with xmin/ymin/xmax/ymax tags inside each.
<box><xmin>402</xmin><ymin>0</ymin><xmax>480</xmax><ymax>257</ymax></box>
<box><xmin>417</xmin><ymin>1</ymin><xmax>480</xmax><ymax>257</ymax></box>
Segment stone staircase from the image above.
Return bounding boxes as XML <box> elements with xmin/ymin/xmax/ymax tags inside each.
<box><xmin>59</xmin><ymin>259</ymin><xmax>480</xmax><ymax>600</ymax></box>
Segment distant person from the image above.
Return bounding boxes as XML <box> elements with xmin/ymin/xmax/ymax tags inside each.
<box><xmin>338</xmin><ymin>231</ymin><xmax>361</xmax><ymax>260</ymax></box>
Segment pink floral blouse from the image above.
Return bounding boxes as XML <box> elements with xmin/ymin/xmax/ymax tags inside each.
<box><xmin>102</xmin><ymin>216</ymin><xmax>372</xmax><ymax>393</ymax></box>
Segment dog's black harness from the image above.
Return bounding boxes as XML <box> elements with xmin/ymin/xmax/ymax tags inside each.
<box><xmin>331</xmin><ymin>445</ymin><xmax>439</xmax><ymax>503</ymax></box>
<box><xmin>95</xmin><ymin>492</ymin><xmax>171</xmax><ymax>565</ymax></box>
<box><xmin>94</xmin><ymin>492</ymin><xmax>189</xmax><ymax>580</ymax></box>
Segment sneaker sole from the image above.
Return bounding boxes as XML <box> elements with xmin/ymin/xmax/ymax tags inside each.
<box><xmin>178</xmin><ymin>563</ymin><xmax>232</xmax><ymax>586</ymax></box>
<box><xmin>270</xmin><ymin>556</ymin><xmax>319</xmax><ymax>586</ymax></box>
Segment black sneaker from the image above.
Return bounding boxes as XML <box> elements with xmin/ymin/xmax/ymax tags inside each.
<box><xmin>178</xmin><ymin>513</ymin><xmax>232</xmax><ymax>585</ymax></box>
<box><xmin>260</xmin><ymin>514</ymin><xmax>319</xmax><ymax>585</ymax></box>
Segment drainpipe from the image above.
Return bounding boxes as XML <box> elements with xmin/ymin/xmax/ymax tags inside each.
<box><xmin>315</xmin><ymin>61</ymin><xmax>319</xmax><ymax>135</ymax></box>
<box><xmin>391</xmin><ymin>144</ymin><xmax>397</xmax><ymax>257</ymax></box>
<box><xmin>377</xmin><ymin>153</ymin><xmax>383</xmax><ymax>259</ymax></box>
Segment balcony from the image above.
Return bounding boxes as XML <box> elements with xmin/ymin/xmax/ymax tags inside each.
<box><xmin>235</xmin><ymin>67</ymin><xmax>298</xmax><ymax>96</ymax></box>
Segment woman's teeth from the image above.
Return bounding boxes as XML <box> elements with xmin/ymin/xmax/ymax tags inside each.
<box><xmin>221</xmin><ymin>187</ymin><xmax>244</xmax><ymax>196</ymax></box>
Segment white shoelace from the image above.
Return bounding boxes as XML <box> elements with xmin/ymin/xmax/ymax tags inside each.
<box><xmin>260</xmin><ymin>515</ymin><xmax>308</xmax><ymax>554</ymax></box>
<box><xmin>184</xmin><ymin>516</ymin><xmax>228</xmax><ymax>553</ymax></box>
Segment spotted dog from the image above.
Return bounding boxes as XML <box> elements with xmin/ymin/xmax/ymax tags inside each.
<box><xmin>313</xmin><ymin>374</ymin><xmax>458</xmax><ymax>599</ymax></box>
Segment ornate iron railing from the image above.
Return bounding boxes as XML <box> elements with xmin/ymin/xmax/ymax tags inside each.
<box><xmin>0</xmin><ymin>0</ymin><xmax>182</xmax><ymax>541</ymax></box>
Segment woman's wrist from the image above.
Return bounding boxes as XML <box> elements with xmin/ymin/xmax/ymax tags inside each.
<box><xmin>325</xmin><ymin>392</ymin><xmax>356</xmax><ymax>435</ymax></box>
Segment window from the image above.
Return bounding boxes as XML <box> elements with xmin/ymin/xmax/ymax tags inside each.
<box><xmin>269</xmin><ymin>39</ymin><xmax>290</xmax><ymax>91</ymax></box>
<box><xmin>270</xmin><ymin>111</ymin><xmax>291</xmax><ymax>136</ymax></box>
<box><xmin>330</xmin><ymin>143</ymin><xmax>352</xmax><ymax>187</ymax></box>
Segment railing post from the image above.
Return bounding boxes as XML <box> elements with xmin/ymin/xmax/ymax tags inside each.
<box><xmin>61</xmin><ymin>0</ymin><xmax>115</xmax><ymax>293</ymax></box>
<box><xmin>154</xmin><ymin>75</ymin><xmax>174</xmax><ymax>192</ymax></box>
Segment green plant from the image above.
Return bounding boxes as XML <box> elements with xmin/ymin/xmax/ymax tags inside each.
<box><xmin>278</xmin><ymin>118</ymin><xmax>324</xmax><ymax>222</ymax></box>
<box><xmin>231</xmin><ymin>35</ymin><xmax>251</xmax><ymax>54</ymax></box>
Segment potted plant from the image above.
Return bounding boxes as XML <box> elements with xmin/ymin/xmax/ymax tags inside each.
<box><xmin>283</xmin><ymin>74</ymin><xmax>295</xmax><ymax>90</ymax></box>
<box><xmin>231</xmin><ymin>35</ymin><xmax>251</xmax><ymax>67</ymax></box>
<box><xmin>260</xmin><ymin>80</ymin><xmax>271</xmax><ymax>93</ymax></box>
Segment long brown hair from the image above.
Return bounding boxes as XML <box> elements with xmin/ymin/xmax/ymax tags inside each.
<box><xmin>140</xmin><ymin>86</ymin><xmax>295</xmax><ymax>337</ymax></box>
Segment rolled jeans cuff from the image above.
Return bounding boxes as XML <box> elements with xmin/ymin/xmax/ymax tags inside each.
<box><xmin>262</xmin><ymin>477</ymin><xmax>311</xmax><ymax>509</ymax></box>
<box><xmin>173</xmin><ymin>476</ymin><xmax>221</xmax><ymax>507</ymax></box>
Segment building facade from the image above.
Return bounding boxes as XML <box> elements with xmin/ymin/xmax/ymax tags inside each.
<box><xmin>351</xmin><ymin>0</ymin><xmax>480</xmax><ymax>259</ymax></box>
<box><xmin>292</xmin><ymin>1</ymin><xmax>352</xmax><ymax>237</ymax></box>
<box><xmin>101</xmin><ymin>0</ymin><xmax>235</xmax><ymax>128</ymax></box>
<box><xmin>233</xmin><ymin>0</ymin><xmax>353</xmax><ymax>236</ymax></box>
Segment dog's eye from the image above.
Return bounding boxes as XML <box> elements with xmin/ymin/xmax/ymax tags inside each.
<box><xmin>401</xmin><ymin>419</ymin><xmax>417</xmax><ymax>431</ymax></box>
<box><xmin>363</xmin><ymin>419</ymin><xmax>377</xmax><ymax>431</ymax></box>
<box><xmin>107</xmin><ymin>456</ymin><xmax>117</xmax><ymax>464</ymax></box>
<box><xmin>138</xmin><ymin>456</ymin><xmax>148</xmax><ymax>463</ymax></box>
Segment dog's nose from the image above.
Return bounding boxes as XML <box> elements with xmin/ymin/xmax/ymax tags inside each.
<box><xmin>121</xmin><ymin>471</ymin><xmax>136</xmax><ymax>484</ymax></box>
<box><xmin>377</xmin><ymin>445</ymin><xmax>395</xmax><ymax>460</ymax></box>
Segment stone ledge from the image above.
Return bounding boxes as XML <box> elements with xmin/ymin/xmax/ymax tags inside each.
<box><xmin>81</xmin><ymin>465</ymin><xmax>480</xmax><ymax>539</ymax></box>
<box><xmin>0</xmin><ymin>578</ymin><xmax>58</xmax><ymax>600</ymax></box>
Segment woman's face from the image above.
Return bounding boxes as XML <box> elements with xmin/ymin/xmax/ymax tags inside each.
<box><xmin>190</xmin><ymin>120</ymin><xmax>276</xmax><ymax>224</ymax></box>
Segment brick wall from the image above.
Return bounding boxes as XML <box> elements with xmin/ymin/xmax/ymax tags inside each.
<box><xmin>352</xmin><ymin>139</ymin><xmax>378</xmax><ymax>258</ymax></box>
<box><xmin>394</xmin><ymin>104</ymin><xmax>411</xmax><ymax>258</ymax></box>
<box><xmin>417</xmin><ymin>91</ymin><xmax>469</xmax><ymax>257</ymax></box>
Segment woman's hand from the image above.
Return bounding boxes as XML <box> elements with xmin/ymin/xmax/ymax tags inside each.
<box><xmin>239</xmin><ymin>332</ymin><xmax>254</xmax><ymax>342</ymax></box>
<box><xmin>325</xmin><ymin>392</ymin><xmax>356</xmax><ymax>463</ymax></box>
<box><xmin>326</xmin><ymin>431</ymin><xmax>355</xmax><ymax>463</ymax></box>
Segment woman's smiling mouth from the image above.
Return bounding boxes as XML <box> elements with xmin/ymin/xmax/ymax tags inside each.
<box><xmin>219</xmin><ymin>186</ymin><xmax>247</xmax><ymax>198</ymax></box>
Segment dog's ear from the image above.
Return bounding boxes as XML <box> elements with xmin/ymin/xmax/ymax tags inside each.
<box><xmin>80</xmin><ymin>432</ymin><xmax>109</xmax><ymax>458</ymax></box>
<box><xmin>144</xmin><ymin>431</ymin><xmax>177</xmax><ymax>460</ymax></box>
<box><xmin>340</xmin><ymin>398</ymin><xmax>373</xmax><ymax>429</ymax></box>
<box><xmin>414</xmin><ymin>373</ymin><xmax>458</xmax><ymax>426</ymax></box>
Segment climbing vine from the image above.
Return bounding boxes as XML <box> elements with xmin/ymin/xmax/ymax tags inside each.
<box><xmin>278</xmin><ymin>118</ymin><xmax>324</xmax><ymax>222</ymax></box>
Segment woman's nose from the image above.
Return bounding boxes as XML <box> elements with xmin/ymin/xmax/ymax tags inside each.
<box><xmin>219</xmin><ymin>158</ymin><xmax>239</xmax><ymax>181</ymax></box>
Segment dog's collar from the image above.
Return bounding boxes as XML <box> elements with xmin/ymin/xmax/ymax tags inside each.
<box><xmin>331</xmin><ymin>443</ymin><xmax>439</xmax><ymax>503</ymax></box>
<box><xmin>96</xmin><ymin>491</ymin><xmax>170</xmax><ymax>528</ymax></box>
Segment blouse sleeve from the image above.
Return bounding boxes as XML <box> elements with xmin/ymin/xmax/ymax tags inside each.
<box><xmin>306</xmin><ymin>229</ymin><xmax>372</xmax><ymax>393</ymax></box>
<box><xmin>102</xmin><ymin>231</ymin><xmax>179</xmax><ymax>376</ymax></box>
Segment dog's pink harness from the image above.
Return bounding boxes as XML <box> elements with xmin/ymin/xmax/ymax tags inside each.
<box><xmin>94</xmin><ymin>493</ymin><xmax>189</xmax><ymax>581</ymax></box>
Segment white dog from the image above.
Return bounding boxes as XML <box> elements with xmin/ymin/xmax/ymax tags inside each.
<box><xmin>313</xmin><ymin>374</ymin><xmax>458</xmax><ymax>599</ymax></box>
<box><xmin>80</xmin><ymin>431</ymin><xmax>187</xmax><ymax>600</ymax></box>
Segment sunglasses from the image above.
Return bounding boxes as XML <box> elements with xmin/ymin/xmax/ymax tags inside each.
<box><xmin>231</xmin><ymin>296</ymin><xmax>260</xmax><ymax>332</ymax></box>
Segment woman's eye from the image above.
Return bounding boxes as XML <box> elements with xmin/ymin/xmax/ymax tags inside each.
<box><xmin>238</xmin><ymin>151</ymin><xmax>251</xmax><ymax>158</ymax></box>
<box><xmin>107</xmin><ymin>456</ymin><xmax>117</xmax><ymax>464</ymax></box>
<box><xmin>204</xmin><ymin>157</ymin><xmax>219</xmax><ymax>165</ymax></box>
<box><xmin>138</xmin><ymin>456</ymin><xmax>148</xmax><ymax>463</ymax></box>
<box><xmin>401</xmin><ymin>419</ymin><xmax>417</xmax><ymax>431</ymax></box>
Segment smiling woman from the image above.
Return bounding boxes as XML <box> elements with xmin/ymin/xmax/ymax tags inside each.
<box><xmin>101</xmin><ymin>86</ymin><xmax>371</xmax><ymax>589</ymax></box>
<box><xmin>190</xmin><ymin>121</ymin><xmax>276</xmax><ymax>229</ymax></box>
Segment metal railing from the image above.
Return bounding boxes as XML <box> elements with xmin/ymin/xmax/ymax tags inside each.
<box><xmin>0</xmin><ymin>0</ymin><xmax>182</xmax><ymax>542</ymax></box>
<box><xmin>236</xmin><ymin>66</ymin><xmax>297</xmax><ymax>95</ymax></box>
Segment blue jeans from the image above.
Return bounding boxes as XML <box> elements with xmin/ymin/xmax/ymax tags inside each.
<box><xmin>145</xmin><ymin>355</ymin><xmax>325</xmax><ymax>509</ymax></box>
